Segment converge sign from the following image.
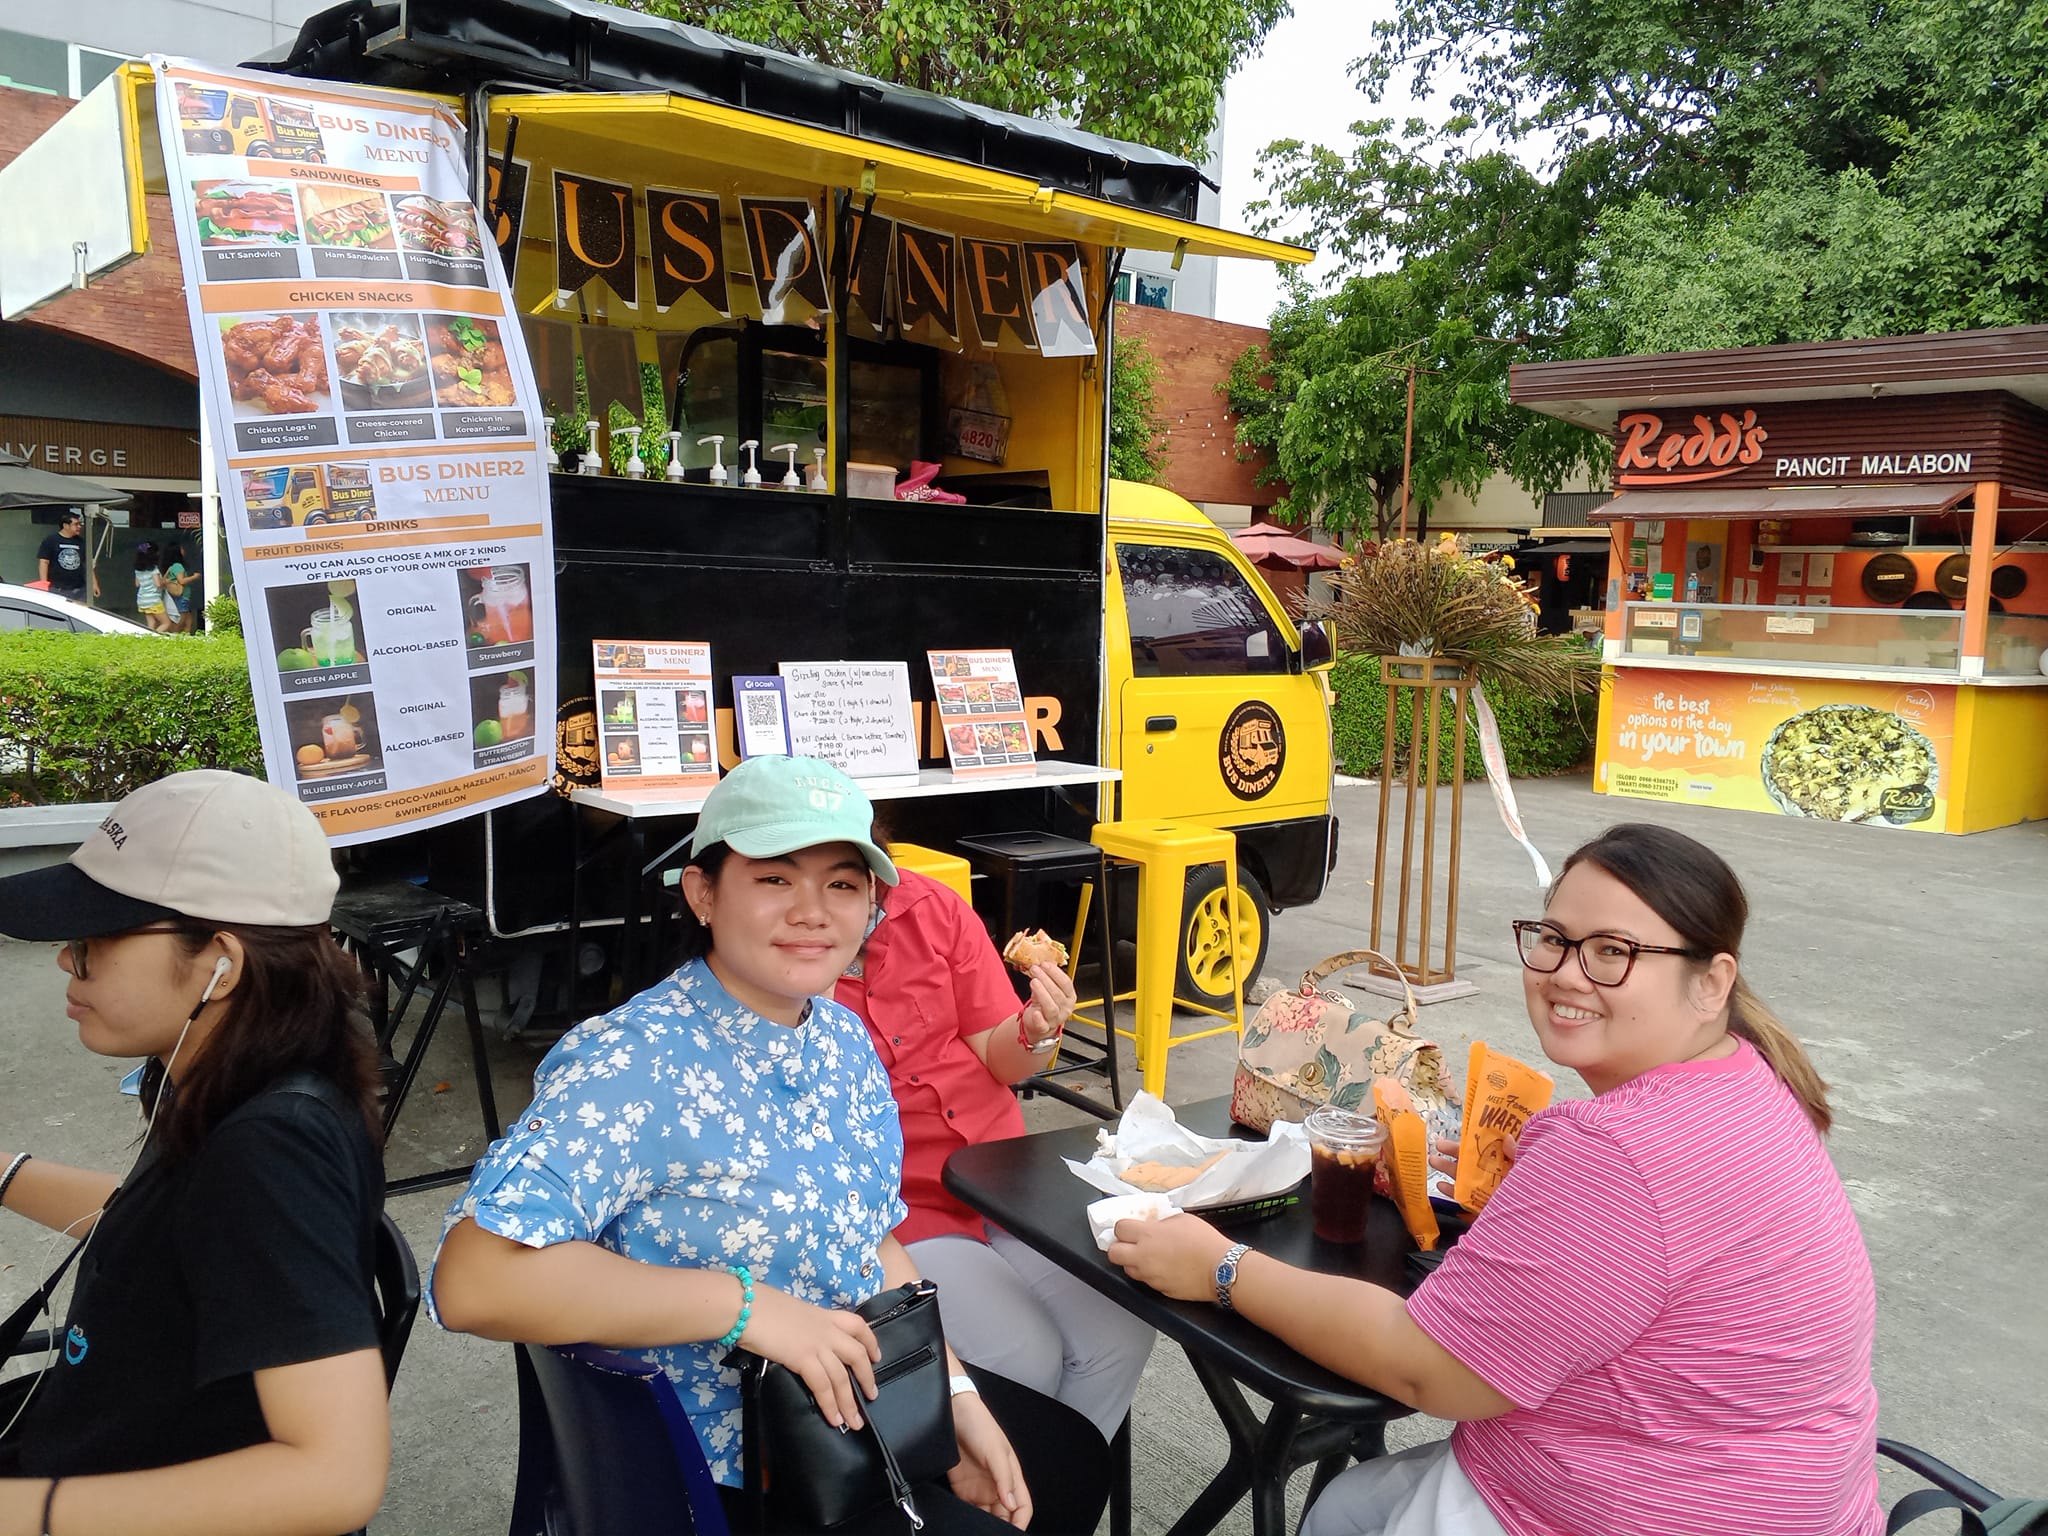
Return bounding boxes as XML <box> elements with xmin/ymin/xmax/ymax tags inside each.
<box><xmin>1616</xmin><ymin>410</ymin><xmax>1769</xmax><ymax>485</ymax></box>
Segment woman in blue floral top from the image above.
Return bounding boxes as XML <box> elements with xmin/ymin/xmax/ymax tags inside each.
<box><xmin>433</xmin><ymin>756</ymin><xmax>1102</xmax><ymax>1534</ymax></box>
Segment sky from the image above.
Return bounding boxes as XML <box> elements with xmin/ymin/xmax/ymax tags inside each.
<box><xmin>1213</xmin><ymin>0</ymin><xmax>1434</xmax><ymax>327</ymax></box>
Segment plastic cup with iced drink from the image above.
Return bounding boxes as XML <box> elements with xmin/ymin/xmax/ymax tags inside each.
<box><xmin>1305</xmin><ymin>1104</ymin><xmax>1385</xmax><ymax>1245</ymax></box>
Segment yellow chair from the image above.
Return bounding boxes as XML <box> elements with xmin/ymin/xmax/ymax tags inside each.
<box><xmin>885</xmin><ymin>841</ymin><xmax>974</xmax><ymax>905</ymax></box>
<box><xmin>1078</xmin><ymin>820</ymin><xmax>1246</xmax><ymax>1099</ymax></box>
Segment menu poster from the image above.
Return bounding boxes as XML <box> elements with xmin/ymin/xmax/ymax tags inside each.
<box><xmin>593</xmin><ymin>641</ymin><xmax>718</xmax><ymax>791</ymax></box>
<box><xmin>927</xmin><ymin>649</ymin><xmax>1037</xmax><ymax>778</ymax></box>
<box><xmin>778</xmin><ymin>662</ymin><xmax>919</xmax><ymax>782</ymax></box>
<box><xmin>733</xmin><ymin>675</ymin><xmax>793</xmax><ymax>759</ymax></box>
<box><xmin>154</xmin><ymin>58</ymin><xmax>555</xmax><ymax>846</ymax></box>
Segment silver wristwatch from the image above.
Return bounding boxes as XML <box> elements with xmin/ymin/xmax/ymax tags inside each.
<box><xmin>1214</xmin><ymin>1242</ymin><xmax>1251</xmax><ymax>1310</ymax></box>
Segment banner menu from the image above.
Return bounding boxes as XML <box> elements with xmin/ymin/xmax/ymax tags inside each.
<box><xmin>154</xmin><ymin>59</ymin><xmax>556</xmax><ymax>844</ymax></box>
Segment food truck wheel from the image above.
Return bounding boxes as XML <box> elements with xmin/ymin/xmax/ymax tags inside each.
<box><xmin>1176</xmin><ymin>863</ymin><xmax>1270</xmax><ymax>1009</ymax></box>
<box><xmin>246</xmin><ymin>139</ymin><xmax>272</xmax><ymax>158</ymax></box>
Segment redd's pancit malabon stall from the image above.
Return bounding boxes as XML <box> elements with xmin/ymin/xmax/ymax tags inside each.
<box><xmin>1512</xmin><ymin>328</ymin><xmax>2048</xmax><ymax>834</ymax></box>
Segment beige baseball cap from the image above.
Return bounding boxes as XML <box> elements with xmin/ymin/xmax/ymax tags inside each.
<box><xmin>0</xmin><ymin>770</ymin><xmax>337</xmax><ymax>940</ymax></box>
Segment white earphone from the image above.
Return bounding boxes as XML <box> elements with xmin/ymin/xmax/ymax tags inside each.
<box><xmin>199</xmin><ymin>955</ymin><xmax>231</xmax><ymax>1003</ymax></box>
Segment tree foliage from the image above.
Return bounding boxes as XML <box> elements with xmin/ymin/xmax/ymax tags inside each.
<box><xmin>1224</xmin><ymin>268</ymin><xmax>1602</xmax><ymax>543</ymax></box>
<box><xmin>630</xmin><ymin>0</ymin><xmax>1291</xmax><ymax>157</ymax></box>
<box><xmin>1108</xmin><ymin>334</ymin><xmax>1167</xmax><ymax>485</ymax></box>
<box><xmin>1251</xmin><ymin>0</ymin><xmax>2048</xmax><ymax>360</ymax></box>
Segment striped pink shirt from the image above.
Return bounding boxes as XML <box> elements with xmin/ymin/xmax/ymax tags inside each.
<box><xmin>1407</xmin><ymin>1038</ymin><xmax>1882</xmax><ymax>1536</ymax></box>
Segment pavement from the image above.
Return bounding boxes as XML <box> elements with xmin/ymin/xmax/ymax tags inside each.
<box><xmin>2</xmin><ymin>773</ymin><xmax>2044</xmax><ymax>1531</ymax></box>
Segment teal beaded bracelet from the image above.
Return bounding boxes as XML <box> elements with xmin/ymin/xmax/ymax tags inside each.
<box><xmin>713</xmin><ymin>1264</ymin><xmax>754</xmax><ymax>1351</ymax></box>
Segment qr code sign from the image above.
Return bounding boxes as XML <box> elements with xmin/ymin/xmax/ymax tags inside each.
<box><xmin>743</xmin><ymin>693</ymin><xmax>781</xmax><ymax>730</ymax></box>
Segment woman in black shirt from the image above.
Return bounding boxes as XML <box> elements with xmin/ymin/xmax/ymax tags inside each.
<box><xmin>0</xmin><ymin>771</ymin><xmax>388</xmax><ymax>1536</ymax></box>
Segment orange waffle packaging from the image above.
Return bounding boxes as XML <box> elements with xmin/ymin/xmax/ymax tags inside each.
<box><xmin>1371</xmin><ymin>1078</ymin><xmax>1440</xmax><ymax>1252</ymax></box>
<box><xmin>1453</xmin><ymin>1043</ymin><xmax>1554</xmax><ymax>1215</ymax></box>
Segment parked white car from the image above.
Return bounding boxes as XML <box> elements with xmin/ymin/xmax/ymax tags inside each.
<box><xmin>0</xmin><ymin>583</ymin><xmax>166</xmax><ymax>636</ymax></box>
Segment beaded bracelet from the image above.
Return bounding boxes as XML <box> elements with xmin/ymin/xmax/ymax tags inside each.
<box><xmin>714</xmin><ymin>1264</ymin><xmax>754</xmax><ymax>1351</ymax></box>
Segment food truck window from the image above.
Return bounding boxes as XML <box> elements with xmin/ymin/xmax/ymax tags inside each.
<box><xmin>1117</xmin><ymin>544</ymin><xmax>1289</xmax><ymax>678</ymax></box>
<box><xmin>764</xmin><ymin>349</ymin><xmax>828</xmax><ymax>456</ymax></box>
<box><xmin>675</xmin><ymin>328</ymin><xmax>741</xmax><ymax>478</ymax></box>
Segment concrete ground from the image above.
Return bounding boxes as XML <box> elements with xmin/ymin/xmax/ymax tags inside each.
<box><xmin>2</xmin><ymin>773</ymin><xmax>2043</xmax><ymax>1532</ymax></box>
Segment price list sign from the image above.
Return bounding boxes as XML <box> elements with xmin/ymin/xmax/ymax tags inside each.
<box><xmin>154</xmin><ymin>58</ymin><xmax>556</xmax><ymax>844</ymax></box>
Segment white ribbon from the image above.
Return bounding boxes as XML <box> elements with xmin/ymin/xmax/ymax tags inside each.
<box><xmin>1470</xmin><ymin>682</ymin><xmax>1553</xmax><ymax>888</ymax></box>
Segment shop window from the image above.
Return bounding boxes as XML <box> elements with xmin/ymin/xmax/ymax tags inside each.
<box><xmin>1134</xmin><ymin>273</ymin><xmax>1174</xmax><ymax>310</ymax></box>
<box><xmin>0</xmin><ymin>28</ymin><xmax>68</xmax><ymax>95</ymax></box>
<box><xmin>75</xmin><ymin>46</ymin><xmax>124</xmax><ymax>97</ymax></box>
<box><xmin>1113</xmin><ymin>271</ymin><xmax>1175</xmax><ymax>309</ymax></box>
<box><xmin>1117</xmin><ymin>543</ymin><xmax>1287</xmax><ymax>677</ymax></box>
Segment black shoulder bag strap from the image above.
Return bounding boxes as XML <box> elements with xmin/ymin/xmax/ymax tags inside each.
<box><xmin>0</xmin><ymin>1238</ymin><xmax>86</xmax><ymax>1361</ymax></box>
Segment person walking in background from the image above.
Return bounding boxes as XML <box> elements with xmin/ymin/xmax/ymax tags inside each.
<box><xmin>37</xmin><ymin>511</ymin><xmax>95</xmax><ymax>604</ymax></box>
<box><xmin>158</xmin><ymin>541</ymin><xmax>195</xmax><ymax>634</ymax></box>
<box><xmin>132</xmin><ymin>542</ymin><xmax>171</xmax><ymax>633</ymax></box>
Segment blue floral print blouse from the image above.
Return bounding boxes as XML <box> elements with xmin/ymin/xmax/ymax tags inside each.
<box><xmin>432</xmin><ymin>958</ymin><xmax>908</xmax><ymax>1486</ymax></box>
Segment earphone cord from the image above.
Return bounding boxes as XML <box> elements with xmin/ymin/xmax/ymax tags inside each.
<box><xmin>0</xmin><ymin>978</ymin><xmax>214</xmax><ymax>1442</ymax></box>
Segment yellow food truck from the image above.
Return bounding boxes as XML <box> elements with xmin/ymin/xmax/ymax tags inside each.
<box><xmin>7</xmin><ymin>0</ymin><xmax>1337</xmax><ymax>1012</ymax></box>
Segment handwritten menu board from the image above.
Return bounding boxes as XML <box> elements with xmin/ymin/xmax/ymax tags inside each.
<box><xmin>778</xmin><ymin>662</ymin><xmax>919</xmax><ymax>781</ymax></box>
<box><xmin>927</xmin><ymin>649</ymin><xmax>1037</xmax><ymax>778</ymax></box>
<box><xmin>593</xmin><ymin>640</ymin><xmax>718</xmax><ymax>793</ymax></box>
<box><xmin>153</xmin><ymin>57</ymin><xmax>554</xmax><ymax>846</ymax></box>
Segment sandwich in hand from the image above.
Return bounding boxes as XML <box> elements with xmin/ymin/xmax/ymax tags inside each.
<box><xmin>1002</xmin><ymin>928</ymin><xmax>1069</xmax><ymax>972</ymax></box>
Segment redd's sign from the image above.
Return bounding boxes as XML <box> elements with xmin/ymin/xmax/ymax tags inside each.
<box><xmin>1615</xmin><ymin>409</ymin><xmax>1768</xmax><ymax>485</ymax></box>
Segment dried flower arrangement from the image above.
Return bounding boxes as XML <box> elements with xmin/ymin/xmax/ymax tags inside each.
<box><xmin>1305</xmin><ymin>533</ymin><xmax>1597</xmax><ymax>698</ymax></box>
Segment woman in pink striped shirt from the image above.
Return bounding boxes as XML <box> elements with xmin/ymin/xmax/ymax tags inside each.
<box><xmin>1110</xmin><ymin>823</ymin><xmax>1883</xmax><ymax>1536</ymax></box>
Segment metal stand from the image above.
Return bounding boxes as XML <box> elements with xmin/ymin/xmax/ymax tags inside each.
<box><xmin>1368</xmin><ymin>656</ymin><xmax>1479</xmax><ymax>997</ymax></box>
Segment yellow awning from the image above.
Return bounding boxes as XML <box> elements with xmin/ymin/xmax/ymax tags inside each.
<box><xmin>492</xmin><ymin>92</ymin><xmax>1312</xmax><ymax>264</ymax></box>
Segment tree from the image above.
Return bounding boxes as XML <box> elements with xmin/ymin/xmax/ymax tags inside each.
<box><xmin>1224</xmin><ymin>267</ymin><xmax>1602</xmax><ymax>543</ymax></box>
<box><xmin>1246</xmin><ymin>0</ymin><xmax>2048</xmax><ymax>362</ymax></box>
<box><xmin>1108</xmin><ymin>334</ymin><xmax>1167</xmax><ymax>484</ymax></box>
<box><xmin>629</xmin><ymin>0</ymin><xmax>1291</xmax><ymax>158</ymax></box>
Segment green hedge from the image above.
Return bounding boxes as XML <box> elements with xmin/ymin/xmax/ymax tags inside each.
<box><xmin>1330</xmin><ymin>652</ymin><xmax>1597</xmax><ymax>783</ymax></box>
<box><xmin>0</xmin><ymin>632</ymin><xmax>263</xmax><ymax>805</ymax></box>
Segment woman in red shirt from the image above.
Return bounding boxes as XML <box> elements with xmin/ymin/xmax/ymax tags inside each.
<box><xmin>836</xmin><ymin>868</ymin><xmax>1154</xmax><ymax>1443</ymax></box>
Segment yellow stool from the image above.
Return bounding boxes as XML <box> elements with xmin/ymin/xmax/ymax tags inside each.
<box><xmin>1082</xmin><ymin>820</ymin><xmax>1246</xmax><ymax>1100</ymax></box>
<box><xmin>885</xmin><ymin>842</ymin><xmax>974</xmax><ymax>905</ymax></box>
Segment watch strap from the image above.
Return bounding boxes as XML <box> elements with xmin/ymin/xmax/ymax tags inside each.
<box><xmin>1215</xmin><ymin>1242</ymin><xmax>1251</xmax><ymax>1310</ymax></box>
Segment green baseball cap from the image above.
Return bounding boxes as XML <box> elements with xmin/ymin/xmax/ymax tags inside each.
<box><xmin>690</xmin><ymin>754</ymin><xmax>899</xmax><ymax>884</ymax></box>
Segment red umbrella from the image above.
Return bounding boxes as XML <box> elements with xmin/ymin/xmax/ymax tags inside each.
<box><xmin>1232</xmin><ymin>526</ymin><xmax>1346</xmax><ymax>570</ymax></box>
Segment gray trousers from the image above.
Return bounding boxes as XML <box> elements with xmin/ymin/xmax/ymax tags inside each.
<box><xmin>908</xmin><ymin>1227</ymin><xmax>1155</xmax><ymax>1443</ymax></box>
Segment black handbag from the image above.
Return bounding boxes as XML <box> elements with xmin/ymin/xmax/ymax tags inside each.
<box><xmin>741</xmin><ymin>1278</ymin><xmax>959</xmax><ymax>1532</ymax></box>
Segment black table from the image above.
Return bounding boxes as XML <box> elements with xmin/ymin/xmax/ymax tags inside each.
<box><xmin>943</xmin><ymin>1098</ymin><xmax>1419</xmax><ymax>1536</ymax></box>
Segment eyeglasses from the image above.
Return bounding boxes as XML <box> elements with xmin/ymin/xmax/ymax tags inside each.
<box><xmin>65</xmin><ymin>923</ymin><xmax>187</xmax><ymax>980</ymax></box>
<box><xmin>1511</xmin><ymin>920</ymin><xmax>1710</xmax><ymax>988</ymax></box>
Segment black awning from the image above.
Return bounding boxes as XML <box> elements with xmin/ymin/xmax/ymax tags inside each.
<box><xmin>255</xmin><ymin>0</ymin><xmax>1206</xmax><ymax>221</ymax></box>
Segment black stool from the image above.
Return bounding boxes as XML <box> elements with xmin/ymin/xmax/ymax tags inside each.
<box><xmin>953</xmin><ymin>830</ymin><xmax>1122</xmax><ymax>1118</ymax></box>
<box><xmin>330</xmin><ymin>878</ymin><xmax>501</xmax><ymax>1195</ymax></box>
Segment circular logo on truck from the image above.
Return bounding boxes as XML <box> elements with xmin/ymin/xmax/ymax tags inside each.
<box><xmin>1219</xmin><ymin>701</ymin><xmax>1285</xmax><ymax>800</ymax></box>
<box><xmin>552</xmin><ymin>697</ymin><xmax>601</xmax><ymax>796</ymax></box>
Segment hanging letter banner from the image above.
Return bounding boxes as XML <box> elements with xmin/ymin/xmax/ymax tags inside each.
<box><xmin>647</xmin><ymin>187</ymin><xmax>730</xmax><ymax>317</ymax></box>
<box><xmin>960</xmin><ymin>238</ymin><xmax>1038</xmax><ymax>352</ymax></box>
<box><xmin>153</xmin><ymin>57</ymin><xmax>556</xmax><ymax>847</ymax></box>
<box><xmin>896</xmin><ymin>222</ymin><xmax>960</xmax><ymax>344</ymax></box>
<box><xmin>485</xmin><ymin>152</ymin><xmax>529</xmax><ymax>281</ymax></box>
<box><xmin>835</xmin><ymin>206</ymin><xmax>894</xmax><ymax>341</ymax></box>
<box><xmin>555</xmin><ymin>170</ymin><xmax>638</xmax><ymax>306</ymax></box>
<box><xmin>1024</xmin><ymin>241</ymin><xmax>1095</xmax><ymax>358</ymax></box>
<box><xmin>740</xmin><ymin>197</ymin><xmax>828</xmax><ymax>324</ymax></box>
